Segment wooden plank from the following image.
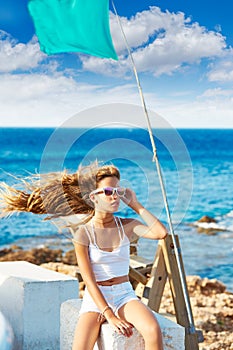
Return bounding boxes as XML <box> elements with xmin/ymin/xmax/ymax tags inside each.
<box><xmin>136</xmin><ymin>266</ymin><xmax>152</xmax><ymax>275</ymax></box>
<box><xmin>134</xmin><ymin>282</ymin><xmax>146</xmax><ymax>298</ymax></box>
<box><xmin>130</xmin><ymin>255</ymin><xmax>153</xmax><ymax>269</ymax></box>
<box><xmin>129</xmin><ymin>266</ymin><xmax>147</xmax><ymax>285</ymax></box>
<box><xmin>147</xmin><ymin>244</ymin><xmax>168</xmax><ymax>312</ymax></box>
<box><xmin>161</xmin><ymin>235</ymin><xmax>199</xmax><ymax>350</ymax></box>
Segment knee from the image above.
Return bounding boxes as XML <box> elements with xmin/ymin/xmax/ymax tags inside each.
<box><xmin>143</xmin><ymin>320</ymin><xmax>162</xmax><ymax>343</ymax></box>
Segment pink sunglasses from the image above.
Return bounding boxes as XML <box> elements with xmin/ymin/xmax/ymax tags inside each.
<box><xmin>90</xmin><ymin>187</ymin><xmax>126</xmax><ymax>197</ymax></box>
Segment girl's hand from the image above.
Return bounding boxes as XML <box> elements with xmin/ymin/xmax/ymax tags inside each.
<box><xmin>106</xmin><ymin>313</ymin><xmax>133</xmax><ymax>337</ymax></box>
<box><xmin>121</xmin><ymin>188</ymin><xmax>137</xmax><ymax>207</ymax></box>
<box><xmin>121</xmin><ymin>188</ymin><xmax>143</xmax><ymax>213</ymax></box>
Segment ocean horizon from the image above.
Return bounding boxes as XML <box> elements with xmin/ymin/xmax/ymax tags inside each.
<box><xmin>0</xmin><ymin>127</ymin><xmax>232</xmax><ymax>291</ymax></box>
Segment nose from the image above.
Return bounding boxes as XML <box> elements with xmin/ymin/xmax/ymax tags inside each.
<box><xmin>111</xmin><ymin>189</ymin><xmax>118</xmax><ymax>198</ymax></box>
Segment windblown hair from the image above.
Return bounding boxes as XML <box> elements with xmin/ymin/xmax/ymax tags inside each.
<box><xmin>0</xmin><ymin>162</ymin><xmax>120</xmax><ymax>225</ymax></box>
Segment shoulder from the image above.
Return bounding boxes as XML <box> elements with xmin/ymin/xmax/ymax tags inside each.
<box><xmin>72</xmin><ymin>225</ymin><xmax>91</xmax><ymax>246</ymax></box>
<box><xmin>119</xmin><ymin>217</ymin><xmax>142</xmax><ymax>227</ymax></box>
<box><xmin>119</xmin><ymin>217</ymin><xmax>141</xmax><ymax>241</ymax></box>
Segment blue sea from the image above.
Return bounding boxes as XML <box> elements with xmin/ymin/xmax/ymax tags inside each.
<box><xmin>0</xmin><ymin>127</ymin><xmax>233</xmax><ymax>291</ymax></box>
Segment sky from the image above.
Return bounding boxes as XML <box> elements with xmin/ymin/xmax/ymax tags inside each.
<box><xmin>0</xmin><ymin>0</ymin><xmax>233</xmax><ymax>128</ymax></box>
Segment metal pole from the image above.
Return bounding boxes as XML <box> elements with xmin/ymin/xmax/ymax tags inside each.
<box><xmin>112</xmin><ymin>0</ymin><xmax>196</xmax><ymax>334</ymax></box>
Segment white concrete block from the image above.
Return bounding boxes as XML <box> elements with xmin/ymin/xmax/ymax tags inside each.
<box><xmin>60</xmin><ymin>299</ymin><xmax>185</xmax><ymax>350</ymax></box>
<box><xmin>0</xmin><ymin>261</ymin><xmax>78</xmax><ymax>350</ymax></box>
<box><xmin>0</xmin><ymin>311</ymin><xmax>14</xmax><ymax>350</ymax></box>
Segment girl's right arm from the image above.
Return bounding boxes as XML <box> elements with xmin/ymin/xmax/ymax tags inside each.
<box><xmin>73</xmin><ymin>240</ymin><xmax>133</xmax><ymax>337</ymax></box>
<box><xmin>73</xmin><ymin>241</ymin><xmax>109</xmax><ymax>311</ymax></box>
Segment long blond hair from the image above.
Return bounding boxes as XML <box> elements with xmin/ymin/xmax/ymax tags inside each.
<box><xmin>0</xmin><ymin>162</ymin><xmax>120</xmax><ymax>224</ymax></box>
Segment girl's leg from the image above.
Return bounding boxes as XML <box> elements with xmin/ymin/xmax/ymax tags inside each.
<box><xmin>72</xmin><ymin>312</ymin><xmax>102</xmax><ymax>350</ymax></box>
<box><xmin>118</xmin><ymin>300</ymin><xmax>164</xmax><ymax>350</ymax></box>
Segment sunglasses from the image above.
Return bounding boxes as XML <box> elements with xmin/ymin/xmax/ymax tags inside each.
<box><xmin>90</xmin><ymin>187</ymin><xmax>126</xmax><ymax>197</ymax></box>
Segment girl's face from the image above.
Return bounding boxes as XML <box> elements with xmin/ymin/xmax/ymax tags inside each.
<box><xmin>91</xmin><ymin>176</ymin><xmax>121</xmax><ymax>213</ymax></box>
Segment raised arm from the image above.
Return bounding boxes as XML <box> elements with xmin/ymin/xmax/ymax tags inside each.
<box><xmin>122</xmin><ymin>188</ymin><xmax>167</xmax><ymax>240</ymax></box>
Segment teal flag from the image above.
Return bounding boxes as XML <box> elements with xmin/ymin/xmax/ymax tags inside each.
<box><xmin>28</xmin><ymin>0</ymin><xmax>118</xmax><ymax>60</ymax></box>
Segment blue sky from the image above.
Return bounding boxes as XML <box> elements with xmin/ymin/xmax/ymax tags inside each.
<box><xmin>0</xmin><ymin>0</ymin><xmax>233</xmax><ymax>128</ymax></box>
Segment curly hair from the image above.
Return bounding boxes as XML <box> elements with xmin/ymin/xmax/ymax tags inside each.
<box><xmin>0</xmin><ymin>161</ymin><xmax>120</xmax><ymax>224</ymax></box>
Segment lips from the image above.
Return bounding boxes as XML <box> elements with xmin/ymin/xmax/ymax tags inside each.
<box><xmin>111</xmin><ymin>201</ymin><xmax>119</xmax><ymax>207</ymax></box>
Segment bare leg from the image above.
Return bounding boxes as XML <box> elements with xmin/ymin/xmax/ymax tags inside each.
<box><xmin>72</xmin><ymin>312</ymin><xmax>102</xmax><ymax>350</ymax></box>
<box><xmin>118</xmin><ymin>300</ymin><xmax>164</xmax><ymax>350</ymax></box>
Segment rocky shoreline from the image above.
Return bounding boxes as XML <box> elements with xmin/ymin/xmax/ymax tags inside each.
<box><xmin>0</xmin><ymin>245</ymin><xmax>232</xmax><ymax>350</ymax></box>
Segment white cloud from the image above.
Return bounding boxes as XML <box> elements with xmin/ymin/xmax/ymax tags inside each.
<box><xmin>0</xmin><ymin>72</ymin><xmax>140</xmax><ymax>126</ymax></box>
<box><xmin>0</xmin><ymin>70</ymin><xmax>232</xmax><ymax>129</ymax></box>
<box><xmin>81</xmin><ymin>55</ymin><xmax>131</xmax><ymax>78</ymax></box>
<box><xmin>200</xmin><ymin>87</ymin><xmax>233</xmax><ymax>98</ymax></box>
<box><xmin>133</xmin><ymin>24</ymin><xmax>225</xmax><ymax>76</ymax></box>
<box><xmin>0</xmin><ymin>31</ymin><xmax>44</xmax><ymax>72</ymax></box>
<box><xmin>153</xmin><ymin>95</ymin><xmax>233</xmax><ymax>128</ymax></box>
<box><xmin>207</xmin><ymin>49</ymin><xmax>233</xmax><ymax>82</ymax></box>
<box><xmin>82</xmin><ymin>7</ymin><xmax>226</xmax><ymax>76</ymax></box>
<box><xmin>0</xmin><ymin>6</ymin><xmax>232</xmax><ymax>128</ymax></box>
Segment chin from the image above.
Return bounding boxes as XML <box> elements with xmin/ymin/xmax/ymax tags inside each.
<box><xmin>109</xmin><ymin>205</ymin><xmax>119</xmax><ymax>213</ymax></box>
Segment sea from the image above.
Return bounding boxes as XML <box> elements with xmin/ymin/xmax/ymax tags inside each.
<box><xmin>0</xmin><ymin>127</ymin><xmax>233</xmax><ymax>291</ymax></box>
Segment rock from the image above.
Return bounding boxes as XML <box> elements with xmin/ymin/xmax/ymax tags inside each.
<box><xmin>198</xmin><ymin>216</ymin><xmax>217</xmax><ymax>223</ymax></box>
<box><xmin>40</xmin><ymin>262</ymin><xmax>81</xmax><ymax>279</ymax></box>
<box><xmin>0</xmin><ymin>247</ymin><xmax>63</xmax><ymax>265</ymax></box>
<box><xmin>62</xmin><ymin>249</ymin><xmax>77</xmax><ymax>265</ymax></box>
<box><xmin>0</xmin><ymin>248</ymin><xmax>12</xmax><ymax>258</ymax></box>
<box><xmin>10</xmin><ymin>244</ymin><xmax>23</xmax><ymax>251</ymax></box>
<box><xmin>196</xmin><ymin>227</ymin><xmax>219</xmax><ymax>235</ymax></box>
<box><xmin>198</xmin><ymin>277</ymin><xmax>226</xmax><ymax>295</ymax></box>
<box><xmin>146</xmin><ymin>274</ymin><xmax>233</xmax><ymax>349</ymax></box>
<box><xmin>185</xmin><ymin>275</ymin><xmax>226</xmax><ymax>296</ymax></box>
<box><xmin>193</xmin><ymin>215</ymin><xmax>225</xmax><ymax>235</ymax></box>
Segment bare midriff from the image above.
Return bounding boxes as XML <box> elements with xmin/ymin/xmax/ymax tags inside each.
<box><xmin>97</xmin><ymin>275</ymin><xmax>129</xmax><ymax>286</ymax></box>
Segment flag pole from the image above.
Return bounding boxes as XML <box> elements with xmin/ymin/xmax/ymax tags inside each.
<box><xmin>111</xmin><ymin>0</ymin><xmax>196</xmax><ymax>335</ymax></box>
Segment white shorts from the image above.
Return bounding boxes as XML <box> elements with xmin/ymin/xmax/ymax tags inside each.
<box><xmin>79</xmin><ymin>281</ymin><xmax>138</xmax><ymax>316</ymax></box>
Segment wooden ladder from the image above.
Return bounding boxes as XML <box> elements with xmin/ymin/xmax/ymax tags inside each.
<box><xmin>130</xmin><ymin>234</ymin><xmax>200</xmax><ymax>350</ymax></box>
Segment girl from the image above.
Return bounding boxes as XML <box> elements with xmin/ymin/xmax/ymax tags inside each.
<box><xmin>0</xmin><ymin>161</ymin><xmax>167</xmax><ymax>350</ymax></box>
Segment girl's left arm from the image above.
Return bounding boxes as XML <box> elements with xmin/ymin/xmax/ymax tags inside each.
<box><xmin>122</xmin><ymin>188</ymin><xmax>167</xmax><ymax>240</ymax></box>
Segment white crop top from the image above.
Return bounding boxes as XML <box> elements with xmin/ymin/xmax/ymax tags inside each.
<box><xmin>83</xmin><ymin>217</ymin><xmax>130</xmax><ymax>282</ymax></box>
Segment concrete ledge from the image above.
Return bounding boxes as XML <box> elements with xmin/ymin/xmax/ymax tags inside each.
<box><xmin>0</xmin><ymin>261</ymin><xmax>78</xmax><ymax>350</ymax></box>
<box><xmin>0</xmin><ymin>311</ymin><xmax>14</xmax><ymax>350</ymax></box>
<box><xmin>61</xmin><ymin>299</ymin><xmax>185</xmax><ymax>350</ymax></box>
